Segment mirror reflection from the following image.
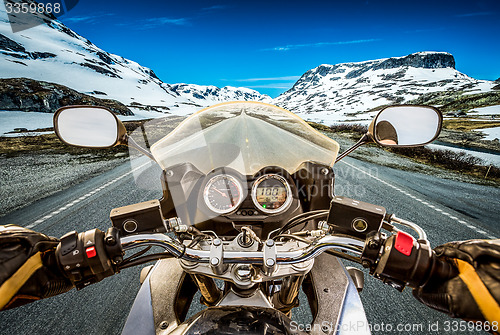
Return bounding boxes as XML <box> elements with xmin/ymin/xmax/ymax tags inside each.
<box><xmin>55</xmin><ymin>107</ymin><xmax>119</xmax><ymax>147</ymax></box>
<box><xmin>374</xmin><ymin>106</ymin><xmax>441</xmax><ymax>146</ymax></box>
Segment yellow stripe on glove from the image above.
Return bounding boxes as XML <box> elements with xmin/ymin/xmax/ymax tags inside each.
<box><xmin>456</xmin><ymin>259</ymin><xmax>500</xmax><ymax>323</ymax></box>
<box><xmin>0</xmin><ymin>252</ymin><xmax>43</xmax><ymax>309</ymax></box>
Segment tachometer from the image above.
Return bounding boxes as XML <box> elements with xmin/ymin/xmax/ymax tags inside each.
<box><xmin>204</xmin><ymin>174</ymin><xmax>244</xmax><ymax>214</ymax></box>
<box><xmin>252</xmin><ymin>174</ymin><xmax>292</xmax><ymax>214</ymax></box>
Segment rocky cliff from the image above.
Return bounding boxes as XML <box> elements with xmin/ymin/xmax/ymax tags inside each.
<box><xmin>0</xmin><ymin>78</ymin><xmax>132</xmax><ymax>115</ymax></box>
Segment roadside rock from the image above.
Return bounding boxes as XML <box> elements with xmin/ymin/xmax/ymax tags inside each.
<box><xmin>0</xmin><ymin>78</ymin><xmax>133</xmax><ymax>115</ymax></box>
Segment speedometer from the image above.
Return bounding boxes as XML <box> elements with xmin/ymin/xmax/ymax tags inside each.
<box><xmin>252</xmin><ymin>174</ymin><xmax>292</xmax><ymax>214</ymax></box>
<box><xmin>203</xmin><ymin>174</ymin><xmax>244</xmax><ymax>214</ymax></box>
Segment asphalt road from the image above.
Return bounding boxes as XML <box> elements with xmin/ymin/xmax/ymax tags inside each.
<box><xmin>0</xmin><ymin>155</ymin><xmax>498</xmax><ymax>335</ymax></box>
<box><xmin>332</xmin><ymin>157</ymin><xmax>498</xmax><ymax>335</ymax></box>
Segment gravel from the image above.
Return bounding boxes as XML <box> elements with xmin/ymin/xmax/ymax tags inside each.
<box><xmin>327</xmin><ymin>133</ymin><xmax>499</xmax><ymax>186</ymax></box>
<box><xmin>0</xmin><ymin>152</ymin><xmax>127</xmax><ymax>216</ymax></box>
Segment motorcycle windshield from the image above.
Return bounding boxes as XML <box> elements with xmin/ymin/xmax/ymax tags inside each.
<box><xmin>150</xmin><ymin>102</ymin><xmax>339</xmax><ymax>176</ymax></box>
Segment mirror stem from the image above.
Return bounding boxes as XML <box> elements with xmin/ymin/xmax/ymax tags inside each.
<box><xmin>335</xmin><ymin>134</ymin><xmax>370</xmax><ymax>163</ymax></box>
<box><xmin>124</xmin><ymin>135</ymin><xmax>157</xmax><ymax>162</ymax></box>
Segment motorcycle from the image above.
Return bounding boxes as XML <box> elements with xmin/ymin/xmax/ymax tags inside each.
<box><xmin>50</xmin><ymin>101</ymin><xmax>451</xmax><ymax>334</ymax></box>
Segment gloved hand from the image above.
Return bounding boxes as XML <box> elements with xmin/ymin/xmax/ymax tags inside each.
<box><xmin>413</xmin><ymin>239</ymin><xmax>500</xmax><ymax>323</ymax></box>
<box><xmin>0</xmin><ymin>225</ymin><xmax>74</xmax><ymax>310</ymax></box>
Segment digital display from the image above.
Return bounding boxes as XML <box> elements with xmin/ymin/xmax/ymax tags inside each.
<box><xmin>256</xmin><ymin>186</ymin><xmax>287</xmax><ymax>209</ymax></box>
<box><xmin>252</xmin><ymin>174</ymin><xmax>292</xmax><ymax>213</ymax></box>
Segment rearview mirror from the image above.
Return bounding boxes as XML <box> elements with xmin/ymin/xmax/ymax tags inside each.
<box><xmin>369</xmin><ymin>105</ymin><xmax>442</xmax><ymax>147</ymax></box>
<box><xmin>54</xmin><ymin>106</ymin><xmax>127</xmax><ymax>148</ymax></box>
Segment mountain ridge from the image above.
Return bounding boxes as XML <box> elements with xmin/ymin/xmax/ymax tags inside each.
<box><xmin>0</xmin><ymin>3</ymin><xmax>270</xmax><ymax>116</ymax></box>
<box><xmin>274</xmin><ymin>52</ymin><xmax>496</xmax><ymax>124</ymax></box>
<box><xmin>0</xmin><ymin>4</ymin><xmax>497</xmax><ymax>125</ymax></box>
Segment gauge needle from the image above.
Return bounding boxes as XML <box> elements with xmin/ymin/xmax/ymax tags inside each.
<box><xmin>214</xmin><ymin>188</ymin><xmax>228</xmax><ymax>197</ymax></box>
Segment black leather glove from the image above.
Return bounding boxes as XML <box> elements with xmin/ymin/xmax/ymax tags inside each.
<box><xmin>0</xmin><ymin>225</ymin><xmax>74</xmax><ymax>310</ymax></box>
<box><xmin>413</xmin><ymin>239</ymin><xmax>500</xmax><ymax>323</ymax></box>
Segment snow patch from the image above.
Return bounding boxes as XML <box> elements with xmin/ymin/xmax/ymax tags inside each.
<box><xmin>468</xmin><ymin>105</ymin><xmax>500</xmax><ymax>116</ymax></box>
<box><xmin>474</xmin><ymin>126</ymin><xmax>500</xmax><ymax>141</ymax></box>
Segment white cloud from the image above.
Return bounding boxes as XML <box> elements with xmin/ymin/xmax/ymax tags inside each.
<box><xmin>245</xmin><ymin>83</ymin><xmax>295</xmax><ymax>89</ymax></box>
<box><xmin>456</xmin><ymin>12</ymin><xmax>494</xmax><ymax>18</ymax></box>
<box><xmin>233</xmin><ymin>76</ymin><xmax>301</xmax><ymax>82</ymax></box>
<box><xmin>62</xmin><ymin>13</ymin><xmax>114</xmax><ymax>24</ymax></box>
<box><xmin>263</xmin><ymin>38</ymin><xmax>381</xmax><ymax>51</ymax></box>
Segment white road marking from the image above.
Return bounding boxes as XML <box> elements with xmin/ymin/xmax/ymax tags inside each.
<box><xmin>340</xmin><ymin>161</ymin><xmax>496</xmax><ymax>239</ymax></box>
<box><xmin>26</xmin><ymin>161</ymin><xmax>151</xmax><ymax>229</ymax></box>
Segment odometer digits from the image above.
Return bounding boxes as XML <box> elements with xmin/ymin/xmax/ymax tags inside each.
<box><xmin>252</xmin><ymin>174</ymin><xmax>292</xmax><ymax>214</ymax></box>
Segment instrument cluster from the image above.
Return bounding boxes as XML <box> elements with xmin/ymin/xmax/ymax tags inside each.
<box><xmin>202</xmin><ymin>171</ymin><xmax>294</xmax><ymax>219</ymax></box>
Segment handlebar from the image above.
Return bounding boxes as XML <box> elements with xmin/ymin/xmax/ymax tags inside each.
<box><xmin>120</xmin><ymin>233</ymin><xmax>366</xmax><ymax>264</ymax></box>
<box><xmin>120</xmin><ymin>230</ymin><xmax>457</xmax><ymax>290</ymax></box>
<box><xmin>56</xmin><ymin>226</ymin><xmax>457</xmax><ymax>292</ymax></box>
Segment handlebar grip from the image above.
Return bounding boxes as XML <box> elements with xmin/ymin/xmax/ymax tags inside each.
<box><xmin>426</xmin><ymin>254</ymin><xmax>458</xmax><ymax>285</ymax></box>
<box><xmin>363</xmin><ymin>232</ymin><xmax>458</xmax><ymax>290</ymax></box>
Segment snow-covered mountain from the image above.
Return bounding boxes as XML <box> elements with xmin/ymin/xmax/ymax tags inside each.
<box><xmin>169</xmin><ymin>84</ymin><xmax>271</xmax><ymax>105</ymax></box>
<box><xmin>0</xmin><ymin>1</ymin><xmax>497</xmax><ymax>126</ymax></box>
<box><xmin>0</xmin><ymin>1</ymin><xmax>269</xmax><ymax>116</ymax></box>
<box><xmin>274</xmin><ymin>52</ymin><xmax>497</xmax><ymax>124</ymax></box>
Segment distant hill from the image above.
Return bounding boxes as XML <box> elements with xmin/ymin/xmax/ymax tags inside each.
<box><xmin>274</xmin><ymin>52</ymin><xmax>497</xmax><ymax>124</ymax></box>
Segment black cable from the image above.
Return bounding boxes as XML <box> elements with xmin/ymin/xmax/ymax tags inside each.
<box><xmin>274</xmin><ymin>234</ymin><xmax>312</xmax><ymax>244</ymax></box>
<box><xmin>278</xmin><ymin>211</ymin><xmax>320</xmax><ymax>235</ymax></box>
<box><xmin>278</xmin><ymin>211</ymin><xmax>328</xmax><ymax>235</ymax></box>
<box><xmin>325</xmin><ymin>250</ymin><xmax>362</xmax><ymax>264</ymax></box>
<box><xmin>274</xmin><ymin>233</ymin><xmax>362</xmax><ymax>264</ymax></box>
<box><xmin>118</xmin><ymin>253</ymin><xmax>173</xmax><ymax>270</ymax></box>
<box><xmin>284</xmin><ymin>210</ymin><xmax>326</xmax><ymax>227</ymax></box>
<box><xmin>187</xmin><ymin>235</ymin><xmax>205</xmax><ymax>248</ymax></box>
<box><xmin>122</xmin><ymin>246</ymin><xmax>152</xmax><ymax>263</ymax></box>
<box><xmin>282</xmin><ymin>210</ymin><xmax>328</xmax><ymax>231</ymax></box>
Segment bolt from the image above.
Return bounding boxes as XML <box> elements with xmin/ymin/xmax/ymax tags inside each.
<box><xmin>166</xmin><ymin>170</ymin><xmax>174</xmax><ymax>177</ymax></box>
<box><xmin>321</xmin><ymin>168</ymin><xmax>329</xmax><ymax>175</ymax></box>
<box><xmin>368</xmin><ymin>240</ymin><xmax>379</xmax><ymax>249</ymax></box>
<box><xmin>317</xmin><ymin>221</ymin><xmax>329</xmax><ymax>232</ymax></box>
<box><xmin>266</xmin><ymin>258</ymin><xmax>275</xmax><ymax>267</ymax></box>
<box><xmin>323</xmin><ymin>288</ymin><xmax>330</xmax><ymax>293</ymax></box>
<box><xmin>213</xmin><ymin>239</ymin><xmax>221</xmax><ymax>246</ymax></box>
<box><xmin>235</xmin><ymin>264</ymin><xmax>252</xmax><ymax>281</ymax></box>
<box><xmin>210</xmin><ymin>257</ymin><xmax>220</xmax><ymax>266</ymax></box>
<box><xmin>159</xmin><ymin>321</ymin><xmax>169</xmax><ymax>330</ymax></box>
<box><xmin>266</xmin><ymin>239</ymin><xmax>274</xmax><ymax>247</ymax></box>
<box><xmin>105</xmin><ymin>236</ymin><xmax>116</xmax><ymax>246</ymax></box>
<box><xmin>322</xmin><ymin>324</ymin><xmax>330</xmax><ymax>333</ymax></box>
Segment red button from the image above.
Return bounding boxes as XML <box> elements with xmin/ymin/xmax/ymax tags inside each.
<box><xmin>394</xmin><ymin>231</ymin><xmax>414</xmax><ymax>256</ymax></box>
<box><xmin>86</xmin><ymin>246</ymin><xmax>97</xmax><ymax>258</ymax></box>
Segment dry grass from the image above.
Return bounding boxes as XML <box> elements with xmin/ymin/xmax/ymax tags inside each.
<box><xmin>0</xmin><ymin>133</ymin><xmax>129</xmax><ymax>157</ymax></box>
<box><xmin>329</xmin><ymin>123</ymin><xmax>368</xmax><ymax>134</ymax></box>
<box><xmin>308</xmin><ymin>122</ymin><xmax>500</xmax><ymax>182</ymax></box>
<box><xmin>443</xmin><ymin>119</ymin><xmax>500</xmax><ymax>131</ymax></box>
<box><xmin>0</xmin><ymin>117</ymin><xmax>184</xmax><ymax>157</ymax></box>
<box><xmin>0</xmin><ymin>120</ymin><xmax>150</xmax><ymax>157</ymax></box>
<box><xmin>390</xmin><ymin>146</ymin><xmax>500</xmax><ymax>180</ymax></box>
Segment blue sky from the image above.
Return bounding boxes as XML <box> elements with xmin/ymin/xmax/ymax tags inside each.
<box><xmin>59</xmin><ymin>0</ymin><xmax>500</xmax><ymax>97</ymax></box>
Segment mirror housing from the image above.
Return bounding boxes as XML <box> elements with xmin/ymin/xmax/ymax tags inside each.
<box><xmin>368</xmin><ymin>105</ymin><xmax>442</xmax><ymax>147</ymax></box>
<box><xmin>53</xmin><ymin>105</ymin><xmax>127</xmax><ymax>148</ymax></box>
<box><xmin>335</xmin><ymin>104</ymin><xmax>443</xmax><ymax>163</ymax></box>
